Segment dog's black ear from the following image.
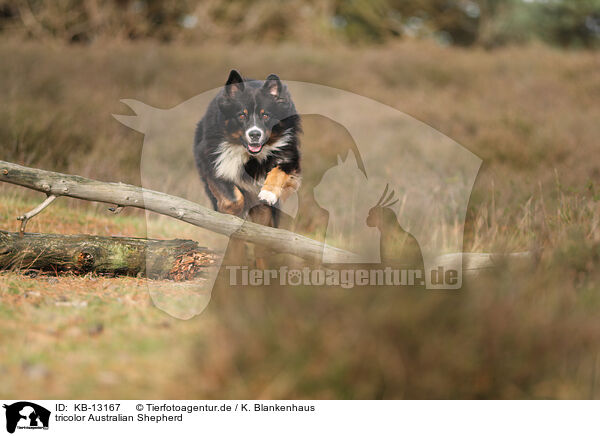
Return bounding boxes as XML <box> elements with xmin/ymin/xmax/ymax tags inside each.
<box><xmin>262</xmin><ymin>74</ymin><xmax>282</xmax><ymax>98</ymax></box>
<box><xmin>225</xmin><ymin>70</ymin><xmax>244</xmax><ymax>97</ymax></box>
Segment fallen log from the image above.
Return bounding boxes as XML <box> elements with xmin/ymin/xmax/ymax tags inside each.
<box><xmin>0</xmin><ymin>160</ymin><xmax>360</xmax><ymax>264</ymax></box>
<box><xmin>0</xmin><ymin>230</ymin><xmax>219</xmax><ymax>279</ymax></box>
<box><xmin>0</xmin><ymin>161</ymin><xmax>535</xmax><ymax>276</ymax></box>
<box><xmin>0</xmin><ymin>228</ymin><xmax>533</xmax><ymax>278</ymax></box>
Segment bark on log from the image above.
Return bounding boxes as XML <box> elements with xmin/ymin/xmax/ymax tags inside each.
<box><xmin>0</xmin><ymin>160</ymin><xmax>361</xmax><ymax>264</ymax></box>
<box><xmin>0</xmin><ymin>230</ymin><xmax>219</xmax><ymax>279</ymax></box>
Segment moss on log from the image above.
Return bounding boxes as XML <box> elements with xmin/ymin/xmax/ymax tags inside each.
<box><xmin>0</xmin><ymin>230</ymin><xmax>219</xmax><ymax>279</ymax></box>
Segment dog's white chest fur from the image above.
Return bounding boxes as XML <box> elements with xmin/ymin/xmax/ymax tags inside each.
<box><xmin>214</xmin><ymin>142</ymin><xmax>250</xmax><ymax>182</ymax></box>
<box><xmin>214</xmin><ymin>134</ymin><xmax>292</xmax><ymax>192</ymax></box>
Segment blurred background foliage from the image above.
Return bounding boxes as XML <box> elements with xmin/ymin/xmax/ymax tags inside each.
<box><xmin>0</xmin><ymin>0</ymin><xmax>599</xmax><ymax>48</ymax></box>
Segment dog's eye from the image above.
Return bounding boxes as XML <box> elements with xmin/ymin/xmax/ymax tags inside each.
<box><xmin>262</xmin><ymin>113</ymin><xmax>270</xmax><ymax>120</ymax></box>
<box><xmin>238</xmin><ymin>113</ymin><xmax>246</xmax><ymax>120</ymax></box>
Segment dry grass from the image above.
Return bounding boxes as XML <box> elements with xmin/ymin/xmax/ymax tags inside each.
<box><xmin>1</xmin><ymin>39</ymin><xmax>600</xmax><ymax>398</ymax></box>
<box><xmin>0</xmin><ymin>191</ymin><xmax>212</xmax><ymax>399</ymax></box>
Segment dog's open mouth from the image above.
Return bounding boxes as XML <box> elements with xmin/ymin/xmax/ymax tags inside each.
<box><xmin>247</xmin><ymin>143</ymin><xmax>263</xmax><ymax>154</ymax></box>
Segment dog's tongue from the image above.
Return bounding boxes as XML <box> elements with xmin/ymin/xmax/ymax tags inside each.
<box><xmin>248</xmin><ymin>143</ymin><xmax>262</xmax><ymax>153</ymax></box>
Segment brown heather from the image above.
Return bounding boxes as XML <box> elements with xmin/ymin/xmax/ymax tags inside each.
<box><xmin>0</xmin><ymin>39</ymin><xmax>600</xmax><ymax>398</ymax></box>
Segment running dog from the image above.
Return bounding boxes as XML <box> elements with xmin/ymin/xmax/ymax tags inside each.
<box><xmin>194</xmin><ymin>70</ymin><xmax>301</xmax><ymax>262</ymax></box>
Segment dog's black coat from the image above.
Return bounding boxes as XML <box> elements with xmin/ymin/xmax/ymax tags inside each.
<box><xmin>193</xmin><ymin>70</ymin><xmax>301</xmax><ymax>223</ymax></box>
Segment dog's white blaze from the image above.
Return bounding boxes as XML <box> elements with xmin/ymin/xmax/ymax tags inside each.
<box><xmin>245</xmin><ymin>127</ymin><xmax>264</xmax><ymax>144</ymax></box>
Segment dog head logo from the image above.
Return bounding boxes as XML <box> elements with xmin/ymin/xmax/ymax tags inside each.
<box><xmin>3</xmin><ymin>402</ymin><xmax>50</xmax><ymax>434</ymax></box>
<box><xmin>114</xmin><ymin>79</ymin><xmax>481</xmax><ymax>319</ymax></box>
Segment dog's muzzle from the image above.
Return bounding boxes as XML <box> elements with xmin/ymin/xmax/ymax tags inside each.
<box><xmin>245</xmin><ymin>128</ymin><xmax>265</xmax><ymax>153</ymax></box>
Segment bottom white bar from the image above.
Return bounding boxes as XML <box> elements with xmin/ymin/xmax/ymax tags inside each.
<box><xmin>0</xmin><ymin>400</ymin><xmax>597</xmax><ymax>435</ymax></box>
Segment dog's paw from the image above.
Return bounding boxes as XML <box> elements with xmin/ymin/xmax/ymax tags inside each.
<box><xmin>258</xmin><ymin>189</ymin><xmax>278</xmax><ymax>205</ymax></box>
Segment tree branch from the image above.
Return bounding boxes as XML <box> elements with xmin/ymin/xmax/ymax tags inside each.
<box><xmin>17</xmin><ymin>194</ymin><xmax>57</xmax><ymax>235</ymax></box>
<box><xmin>0</xmin><ymin>161</ymin><xmax>361</xmax><ymax>264</ymax></box>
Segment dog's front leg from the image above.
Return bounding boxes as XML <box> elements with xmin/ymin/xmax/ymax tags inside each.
<box><xmin>206</xmin><ymin>178</ymin><xmax>245</xmax><ymax>216</ymax></box>
<box><xmin>258</xmin><ymin>167</ymin><xmax>301</xmax><ymax>206</ymax></box>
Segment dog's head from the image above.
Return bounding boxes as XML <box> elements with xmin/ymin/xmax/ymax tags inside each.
<box><xmin>218</xmin><ymin>69</ymin><xmax>296</xmax><ymax>155</ymax></box>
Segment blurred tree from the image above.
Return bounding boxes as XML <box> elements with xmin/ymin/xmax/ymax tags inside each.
<box><xmin>388</xmin><ymin>0</ymin><xmax>481</xmax><ymax>45</ymax></box>
<box><xmin>0</xmin><ymin>0</ymin><xmax>598</xmax><ymax>48</ymax></box>
<box><xmin>333</xmin><ymin>0</ymin><xmax>400</xmax><ymax>43</ymax></box>
<box><xmin>0</xmin><ymin>0</ymin><xmax>194</xmax><ymax>42</ymax></box>
<box><xmin>479</xmin><ymin>0</ymin><xmax>600</xmax><ymax>48</ymax></box>
<box><xmin>533</xmin><ymin>0</ymin><xmax>600</xmax><ymax>48</ymax></box>
<box><xmin>477</xmin><ymin>0</ymin><xmax>535</xmax><ymax>48</ymax></box>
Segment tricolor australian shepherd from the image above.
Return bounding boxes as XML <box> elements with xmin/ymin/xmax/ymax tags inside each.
<box><xmin>194</xmin><ymin>70</ymin><xmax>301</xmax><ymax>231</ymax></box>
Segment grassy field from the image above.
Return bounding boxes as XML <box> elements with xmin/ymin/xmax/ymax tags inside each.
<box><xmin>1</xmin><ymin>39</ymin><xmax>600</xmax><ymax>398</ymax></box>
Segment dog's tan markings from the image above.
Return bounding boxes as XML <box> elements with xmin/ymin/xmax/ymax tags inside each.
<box><xmin>259</xmin><ymin>167</ymin><xmax>301</xmax><ymax>205</ymax></box>
<box><xmin>207</xmin><ymin>181</ymin><xmax>245</xmax><ymax>216</ymax></box>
